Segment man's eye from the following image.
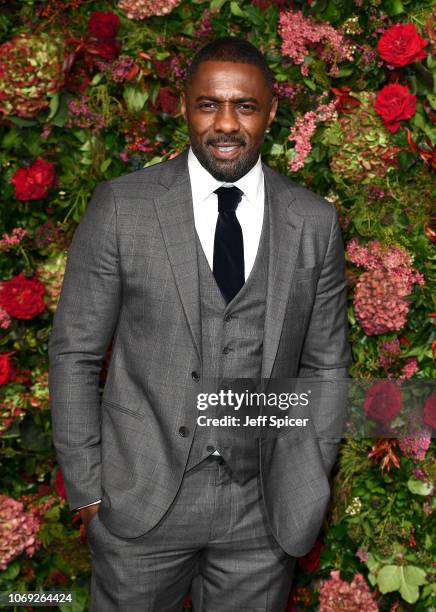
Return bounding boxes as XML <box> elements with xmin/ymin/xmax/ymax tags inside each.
<box><xmin>239</xmin><ymin>104</ymin><xmax>255</xmax><ymax>111</ymax></box>
<box><xmin>199</xmin><ymin>103</ymin><xmax>217</xmax><ymax>109</ymax></box>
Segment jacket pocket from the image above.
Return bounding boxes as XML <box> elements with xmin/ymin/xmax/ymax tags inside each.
<box><xmin>101</xmin><ymin>399</ymin><xmax>145</xmax><ymax>420</ymax></box>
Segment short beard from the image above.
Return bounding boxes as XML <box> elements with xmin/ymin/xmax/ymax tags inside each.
<box><xmin>190</xmin><ymin>137</ymin><xmax>261</xmax><ymax>182</ymax></box>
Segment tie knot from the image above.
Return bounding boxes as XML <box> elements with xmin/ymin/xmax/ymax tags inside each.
<box><xmin>214</xmin><ymin>186</ymin><xmax>243</xmax><ymax>213</ymax></box>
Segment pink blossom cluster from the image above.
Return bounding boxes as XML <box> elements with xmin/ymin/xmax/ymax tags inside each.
<box><xmin>0</xmin><ymin>495</ymin><xmax>41</xmax><ymax>570</ymax></box>
<box><xmin>347</xmin><ymin>238</ymin><xmax>424</xmax><ymax>335</ymax></box>
<box><xmin>399</xmin><ymin>357</ymin><xmax>418</xmax><ymax>379</ymax></box>
<box><xmin>187</xmin><ymin>9</ymin><xmax>213</xmax><ymax>46</ymax></box>
<box><xmin>0</xmin><ymin>227</ymin><xmax>27</xmax><ymax>251</ymax></box>
<box><xmin>273</xmin><ymin>81</ymin><xmax>305</xmax><ymax>104</ymax></box>
<box><xmin>398</xmin><ymin>431</ymin><xmax>431</xmax><ymax>461</ymax></box>
<box><xmin>110</xmin><ymin>55</ymin><xmax>136</xmax><ymax>82</ymax></box>
<box><xmin>358</xmin><ymin>43</ymin><xmax>381</xmax><ymax>67</ymax></box>
<box><xmin>170</xmin><ymin>55</ymin><xmax>186</xmax><ymax>79</ymax></box>
<box><xmin>364</xmin><ymin>184</ymin><xmax>388</xmax><ymax>201</ymax></box>
<box><xmin>288</xmin><ymin>96</ymin><xmax>337</xmax><ymax>171</ymax></box>
<box><xmin>379</xmin><ymin>338</ymin><xmax>401</xmax><ymax>367</ymax></box>
<box><xmin>279</xmin><ymin>10</ymin><xmax>354</xmax><ymax>77</ymax></box>
<box><xmin>319</xmin><ymin>570</ymin><xmax>379</xmax><ymax>611</ymax></box>
<box><xmin>0</xmin><ymin>307</ymin><xmax>11</xmax><ymax>329</ymax></box>
<box><xmin>118</xmin><ymin>0</ymin><xmax>181</xmax><ymax>20</ymax></box>
<box><xmin>66</xmin><ymin>96</ymin><xmax>105</xmax><ymax>131</ymax></box>
<box><xmin>379</xmin><ymin>340</ymin><xmax>419</xmax><ymax>378</ymax></box>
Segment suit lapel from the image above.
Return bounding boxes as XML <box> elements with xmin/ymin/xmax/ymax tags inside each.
<box><xmin>151</xmin><ymin>151</ymin><xmax>304</xmax><ymax>374</ymax></box>
<box><xmin>261</xmin><ymin>164</ymin><xmax>304</xmax><ymax>380</ymax></box>
<box><xmin>152</xmin><ymin>151</ymin><xmax>202</xmax><ymax>363</ymax></box>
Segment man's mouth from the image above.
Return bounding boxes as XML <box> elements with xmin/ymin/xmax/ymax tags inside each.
<box><xmin>209</xmin><ymin>143</ymin><xmax>244</xmax><ymax>159</ymax></box>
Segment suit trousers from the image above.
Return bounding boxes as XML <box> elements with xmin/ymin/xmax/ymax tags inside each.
<box><xmin>87</xmin><ymin>455</ymin><xmax>296</xmax><ymax>611</ymax></box>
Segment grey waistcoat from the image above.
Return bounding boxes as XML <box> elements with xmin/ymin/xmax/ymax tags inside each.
<box><xmin>185</xmin><ymin>197</ymin><xmax>269</xmax><ymax>481</ymax></box>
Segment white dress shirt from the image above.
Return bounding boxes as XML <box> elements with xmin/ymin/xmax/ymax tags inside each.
<box><xmin>76</xmin><ymin>147</ymin><xmax>265</xmax><ymax>509</ymax></box>
<box><xmin>188</xmin><ymin>146</ymin><xmax>265</xmax><ymax>281</ymax></box>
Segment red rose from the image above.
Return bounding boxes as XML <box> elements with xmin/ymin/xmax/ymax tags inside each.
<box><xmin>86</xmin><ymin>39</ymin><xmax>120</xmax><ymax>61</ymax></box>
<box><xmin>0</xmin><ymin>352</ymin><xmax>14</xmax><ymax>385</ymax></box>
<box><xmin>423</xmin><ymin>393</ymin><xmax>436</xmax><ymax>429</ymax></box>
<box><xmin>54</xmin><ymin>467</ymin><xmax>66</xmax><ymax>499</ymax></box>
<box><xmin>374</xmin><ymin>84</ymin><xmax>417</xmax><ymax>133</ymax></box>
<box><xmin>0</xmin><ymin>272</ymin><xmax>45</xmax><ymax>319</ymax></box>
<box><xmin>364</xmin><ymin>380</ymin><xmax>402</xmax><ymax>423</ymax></box>
<box><xmin>297</xmin><ymin>539</ymin><xmax>325</xmax><ymax>571</ymax></box>
<box><xmin>88</xmin><ymin>11</ymin><xmax>120</xmax><ymax>39</ymax></box>
<box><xmin>377</xmin><ymin>23</ymin><xmax>428</xmax><ymax>67</ymax></box>
<box><xmin>11</xmin><ymin>158</ymin><xmax>56</xmax><ymax>201</ymax></box>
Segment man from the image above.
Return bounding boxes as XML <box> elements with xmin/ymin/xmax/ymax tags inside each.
<box><xmin>48</xmin><ymin>36</ymin><xmax>351</xmax><ymax>611</ymax></box>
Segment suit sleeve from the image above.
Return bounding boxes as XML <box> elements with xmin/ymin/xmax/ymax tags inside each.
<box><xmin>48</xmin><ymin>182</ymin><xmax>121</xmax><ymax>511</ymax></box>
<box><xmin>297</xmin><ymin>205</ymin><xmax>351</xmax><ymax>476</ymax></box>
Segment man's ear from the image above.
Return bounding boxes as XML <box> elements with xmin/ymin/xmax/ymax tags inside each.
<box><xmin>180</xmin><ymin>91</ymin><xmax>187</xmax><ymax>121</ymax></box>
<box><xmin>268</xmin><ymin>95</ymin><xmax>278</xmax><ymax>128</ymax></box>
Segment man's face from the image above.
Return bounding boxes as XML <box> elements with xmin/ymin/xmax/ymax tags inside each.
<box><xmin>181</xmin><ymin>61</ymin><xmax>278</xmax><ymax>182</ymax></box>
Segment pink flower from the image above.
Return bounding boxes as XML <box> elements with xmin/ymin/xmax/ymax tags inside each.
<box><xmin>0</xmin><ymin>228</ymin><xmax>28</xmax><ymax>251</ymax></box>
<box><xmin>399</xmin><ymin>357</ymin><xmax>418</xmax><ymax>379</ymax></box>
<box><xmin>319</xmin><ymin>570</ymin><xmax>378</xmax><ymax>611</ymax></box>
<box><xmin>279</xmin><ymin>10</ymin><xmax>354</xmax><ymax>77</ymax></box>
<box><xmin>288</xmin><ymin>96</ymin><xmax>336</xmax><ymax>171</ymax></box>
<box><xmin>347</xmin><ymin>239</ymin><xmax>424</xmax><ymax>336</ymax></box>
<box><xmin>398</xmin><ymin>431</ymin><xmax>431</xmax><ymax>461</ymax></box>
<box><xmin>118</xmin><ymin>0</ymin><xmax>181</xmax><ymax>19</ymax></box>
<box><xmin>0</xmin><ymin>307</ymin><xmax>11</xmax><ymax>330</ymax></box>
<box><xmin>0</xmin><ymin>495</ymin><xmax>41</xmax><ymax>570</ymax></box>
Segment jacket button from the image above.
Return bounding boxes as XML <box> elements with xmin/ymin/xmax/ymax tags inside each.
<box><xmin>191</xmin><ymin>371</ymin><xmax>200</xmax><ymax>382</ymax></box>
<box><xmin>222</xmin><ymin>346</ymin><xmax>231</xmax><ymax>355</ymax></box>
<box><xmin>224</xmin><ymin>314</ymin><xmax>233</xmax><ymax>322</ymax></box>
<box><xmin>206</xmin><ymin>445</ymin><xmax>215</xmax><ymax>453</ymax></box>
<box><xmin>179</xmin><ymin>426</ymin><xmax>189</xmax><ymax>437</ymax></box>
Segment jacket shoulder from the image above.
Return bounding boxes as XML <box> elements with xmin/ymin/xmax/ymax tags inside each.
<box><xmin>103</xmin><ymin>152</ymin><xmax>187</xmax><ymax>198</ymax></box>
<box><xmin>264</xmin><ymin>163</ymin><xmax>336</xmax><ymax>220</ymax></box>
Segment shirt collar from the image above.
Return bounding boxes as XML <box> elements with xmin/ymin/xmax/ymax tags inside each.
<box><xmin>188</xmin><ymin>146</ymin><xmax>263</xmax><ymax>205</ymax></box>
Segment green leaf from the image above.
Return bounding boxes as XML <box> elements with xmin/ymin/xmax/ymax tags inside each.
<box><xmin>384</xmin><ymin>0</ymin><xmax>404</xmax><ymax>15</ymax></box>
<box><xmin>377</xmin><ymin>564</ymin><xmax>427</xmax><ymax>604</ymax></box>
<box><xmin>407</xmin><ymin>478</ymin><xmax>433</xmax><ymax>496</ymax></box>
<box><xmin>47</xmin><ymin>92</ymin><xmax>60</xmax><ymax>121</ymax></box>
<box><xmin>303</xmin><ymin>78</ymin><xmax>317</xmax><ymax>91</ymax></box>
<box><xmin>243</xmin><ymin>5</ymin><xmax>264</xmax><ymax>25</ymax></box>
<box><xmin>270</xmin><ymin>143</ymin><xmax>284</xmax><ymax>156</ymax></box>
<box><xmin>210</xmin><ymin>0</ymin><xmax>228</xmax><ymax>9</ymax></box>
<box><xmin>100</xmin><ymin>158</ymin><xmax>112</xmax><ymax>173</ymax></box>
<box><xmin>7</xmin><ymin>115</ymin><xmax>39</xmax><ymax>127</ymax></box>
<box><xmin>230</xmin><ymin>1</ymin><xmax>245</xmax><ymax>16</ymax></box>
<box><xmin>123</xmin><ymin>85</ymin><xmax>149</xmax><ymax>112</ymax></box>
<box><xmin>377</xmin><ymin>565</ymin><xmax>401</xmax><ymax>593</ymax></box>
<box><xmin>0</xmin><ymin>560</ymin><xmax>20</xmax><ymax>580</ymax></box>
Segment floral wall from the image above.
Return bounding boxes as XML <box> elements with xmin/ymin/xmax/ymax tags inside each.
<box><xmin>0</xmin><ymin>0</ymin><xmax>435</xmax><ymax>610</ymax></box>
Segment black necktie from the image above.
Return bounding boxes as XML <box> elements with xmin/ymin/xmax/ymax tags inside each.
<box><xmin>213</xmin><ymin>186</ymin><xmax>244</xmax><ymax>304</ymax></box>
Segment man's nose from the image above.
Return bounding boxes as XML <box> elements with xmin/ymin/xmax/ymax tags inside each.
<box><xmin>213</xmin><ymin>104</ymin><xmax>239</xmax><ymax>133</ymax></box>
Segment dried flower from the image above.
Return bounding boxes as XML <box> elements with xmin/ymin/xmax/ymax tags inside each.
<box><xmin>118</xmin><ymin>0</ymin><xmax>181</xmax><ymax>20</ymax></box>
<box><xmin>0</xmin><ymin>33</ymin><xmax>63</xmax><ymax>118</ymax></box>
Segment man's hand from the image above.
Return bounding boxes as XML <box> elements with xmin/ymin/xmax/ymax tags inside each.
<box><xmin>80</xmin><ymin>503</ymin><xmax>100</xmax><ymax>528</ymax></box>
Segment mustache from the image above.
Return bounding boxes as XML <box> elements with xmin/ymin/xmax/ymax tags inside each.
<box><xmin>206</xmin><ymin>137</ymin><xmax>246</xmax><ymax>146</ymax></box>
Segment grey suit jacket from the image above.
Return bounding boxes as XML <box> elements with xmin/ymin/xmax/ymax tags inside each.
<box><xmin>48</xmin><ymin>148</ymin><xmax>351</xmax><ymax>557</ymax></box>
